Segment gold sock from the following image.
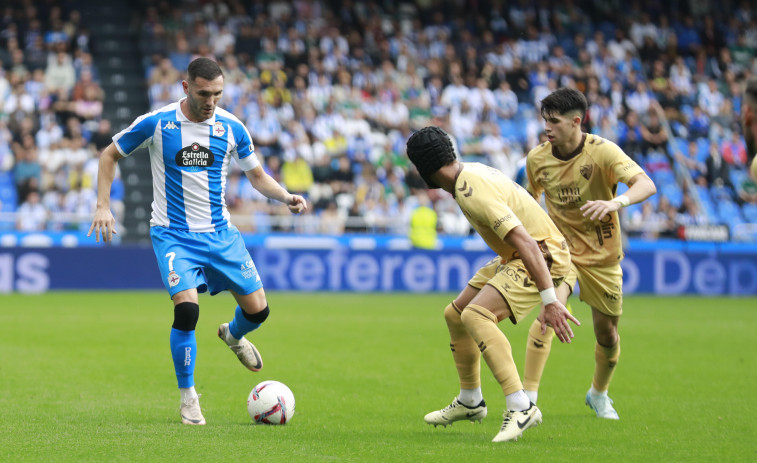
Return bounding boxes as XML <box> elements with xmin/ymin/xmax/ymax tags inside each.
<box><xmin>593</xmin><ymin>337</ymin><xmax>620</xmax><ymax>392</ymax></box>
<box><xmin>460</xmin><ymin>304</ymin><xmax>522</xmax><ymax>396</ymax></box>
<box><xmin>444</xmin><ymin>302</ymin><xmax>480</xmax><ymax>389</ymax></box>
<box><xmin>523</xmin><ymin>318</ymin><xmax>554</xmax><ymax>391</ymax></box>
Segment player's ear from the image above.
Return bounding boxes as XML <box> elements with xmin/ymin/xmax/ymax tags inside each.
<box><xmin>182</xmin><ymin>80</ymin><xmax>189</xmax><ymax>93</ymax></box>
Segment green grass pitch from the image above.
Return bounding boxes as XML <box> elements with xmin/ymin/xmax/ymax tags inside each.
<box><xmin>1</xmin><ymin>292</ymin><xmax>755</xmax><ymax>462</ymax></box>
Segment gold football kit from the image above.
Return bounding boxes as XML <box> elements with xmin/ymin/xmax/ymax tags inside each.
<box><xmin>527</xmin><ymin>134</ymin><xmax>644</xmax><ymax>315</ymax></box>
<box><xmin>456</xmin><ymin>162</ymin><xmax>570</xmax><ymax>323</ymax></box>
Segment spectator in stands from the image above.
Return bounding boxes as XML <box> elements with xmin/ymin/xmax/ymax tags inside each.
<box><xmin>676</xmin><ymin>140</ymin><xmax>706</xmax><ymax>183</ymax></box>
<box><xmin>89</xmin><ymin>119</ymin><xmax>113</xmax><ymax>152</ymax></box>
<box><xmin>738</xmin><ymin>175</ymin><xmax>757</xmax><ymax>205</ymax></box>
<box><xmin>16</xmin><ymin>190</ymin><xmax>47</xmax><ymax>231</ymax></box>
<box><xmin>13</xmin><ymin>134</ymin><xmax>41</xmax><ymax>201</ymax></box>
<box><xmin>625</xmin><ymin>200</ymin><xmax>670</xmax><ymax>240</ymax></box>
<box><xmin>687</xmin><ymin>106</ymin><xmax>710</xmax><ymax>139</ymax></box>
<box><xmin>721</xmin><ymin>130</ymin><xmax>747</xmax><ymax>167</ymax></box>
<box><xmin>705</xmin><ymin>140</ymin><xmax>734</xmax><ymax>189</ymax></box>
<box><xmin>281</xmin><ymin>152</ymin><xmax>314</xmax><ymax>197</ymax></box>
<box><xmin>675</xmin><ymin>192</ymin><xmax>708</xmax><ymax>226</ymax></box>
<box><xmin>640</xmin><ymin>108</ymin><xmax>669</xmax><ymax>155</ymax></box>
<box><xmin>44</xmin><ymin>50</ymin><xmax>75</xmax><ymax>95</ymax></box>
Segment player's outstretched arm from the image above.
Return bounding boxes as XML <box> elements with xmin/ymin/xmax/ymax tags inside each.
<box><xmin>244</xmin><ymin>165</ymin><xmax>307</xmax><ymax>214</ymax></box>
<box><xmin>88</xmin><ymin>143</ymin><xmax>123</xmax><ymax>243</ymax></box>
<box><xmin>504</xmin><ymin>226</ymin><xmax>580</xmax><ymax>343</ymax></box>
<box><xmin>580</xmin><ymin>172</ymin><xmax>656</xmax><ymax>221</ymax></box>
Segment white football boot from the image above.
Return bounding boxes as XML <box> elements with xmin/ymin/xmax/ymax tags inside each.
<box><xmin>180</xmin><ymin>394</ymin><xmax>206</xmax><ymax>425</ymax></box>
<box><xmin>424</xmin><ymin>398</ymin><xmax>487</xmax><ymax>427</ymax></box>
<box><xmin>491</xmin><ymin>403</ymin><xmax>542</xmax><ymax>442</ymax></box>
<box><xmin>218</xmin><ymin>323</ymin><xmax>263</xmax><ymax>372</ymax></box>
<box><xmin>585</xmin><ymin>390</ymin><xmax>620</xmax><ymax>420</ymax></box>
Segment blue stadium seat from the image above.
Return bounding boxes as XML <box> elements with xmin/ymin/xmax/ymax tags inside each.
<box><xmin>710</xmin><ymin>184</ymin><xmax>735</xmax><ymax>201</ymax></box>
<box><xmin>729</xmin><ymin>169</ymin><xmax>748</xmax><ymax>189</ymax></box>
<box><xmin>674</xmin><ymin>137</ymin><xmax>689</xmax><ymax>156</ymax></box>
<box><xmin>0</xmin><ymin>172</ymin><xmax>16</xmax><ymax>212</ymax></box>
<box><xmin>742</xmin><ymin>203</ymin><xmax>757</xmax><ymax>223</ymax></box>
<box><xmin>679</xmin><ymin>105</ymin><xmax>694</xmax><ymax>121</ymax></box>
<box><xmin>717</xmin><ymin>200</ymin><xmax>743</xmax><ymax>223</ymax></box>
<box><xmin>696</xmin><ymin>137</ymin><xmax>710</xmax><ymax>161</ymax></box>
<box><xmin>661</xmin><ymin>182</ymin><xmax>683</xmax><ymax>208</ymax></box>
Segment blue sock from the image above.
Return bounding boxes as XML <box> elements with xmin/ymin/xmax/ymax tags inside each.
<box><xmin>170</xmin><ymin>328</ymin><xmax>196</xmax><ymax>389</ymax></box>
<box><xmin>228</xmin><ymin>305</ymin><xmax>262</xmax><ymax>340</ymax></box>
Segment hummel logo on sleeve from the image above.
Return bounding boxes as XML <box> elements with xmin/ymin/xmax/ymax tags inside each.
<box><xmin>164</xmin><ymin>121</ymin><xmax>178</xmax><ymax>130</ymax></box>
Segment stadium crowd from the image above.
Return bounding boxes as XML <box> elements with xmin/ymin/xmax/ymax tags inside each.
<box><xmin>1</xmin><ymin>0</ymin><xmax>756</xmax><ymax>241</ymax></box>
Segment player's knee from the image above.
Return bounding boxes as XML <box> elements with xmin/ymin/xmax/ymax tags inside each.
<box><xmin>596</xmin><ymin>332</ymin><xmax>619</xmax><ymax>349</ymax></box>
<box><xmin>242</xmin><ymin>305</ymin><xmax>270</xmax><ymax>324</ymax></box>
<box><xmin>443</xmin><ymin>302</ymin><xmax>463</xmax><ymax>327</ymax></box>
<box><xmin>459</xmin><ymin>304</ymin><xmax>495</xmax><ymax>330</ymax></box>
<box><xmin>173</xmin><ymin>302</ymin><xmax>199</xmax><ymax>331</ymax></box>
<box><xmin>528</xmin><ymin>318</ymin><xmax>553</xmax><ymax>345</ymax></box>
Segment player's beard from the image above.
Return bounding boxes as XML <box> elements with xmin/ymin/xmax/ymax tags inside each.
<box><xmin>188</xmin><ymin>95</ymin><xmax>214</xmax><ymax>121</ymax></box>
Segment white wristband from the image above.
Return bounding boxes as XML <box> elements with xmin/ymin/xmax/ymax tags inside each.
<box><xmin>611</xmin><ymin>194</ymin><xmax>630</xmax><ymax>208</ymax></box>
<box><xmin>540</xmin><ymin>287</ymin><xmax>558</xmax><ymax>306</ymax></box>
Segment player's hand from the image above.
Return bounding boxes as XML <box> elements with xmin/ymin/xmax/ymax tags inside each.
<box><xmin>286</xmin><ymin>194</ymin><xmax>307</xmax><ymax>214</ymax></box>
<box><xmin>538</xmin><ymin>300</ymin><xmax>580</xmax><ymax>343</ymax></box>
<box><xmin>87</xmin><ymin>207</ymin><xmax>117</xmax><ymax>243</ymax></box>
<box><xmin>580</xmin><ymin>199</ymin><xmax>620</xmax><ymax>221</ymax></box>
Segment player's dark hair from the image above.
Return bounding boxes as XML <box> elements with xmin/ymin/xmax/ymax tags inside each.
<box><xmin>540</xmin><ymin>87</ymin><xmax>587</xmax><ymax>120</ymax></box>
<box><xmin>187</xmin><ymin>57</ymin><xmax>223</xmax><ymax>82</ymax></box>
<box><xmin>745</xmin><ymin>76</ymin><xmax>757</xmax><ymax>104</ymax></box>
<box><xmin>406</xmin><ymin>126</ymin><xmax>457</xmax><ymax>189</ymax></box>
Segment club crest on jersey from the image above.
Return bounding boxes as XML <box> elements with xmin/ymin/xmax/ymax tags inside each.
<box><xmin>580</xmin><ymin>164</ymin><xmax>593</xmax><ymax>180</ymax></box>
<box><xmin>176</xmin><ymin>143</ymin><xmax>215</xmax><ymax>171</ymax></box>
<box><xmin>167</xmin><ymin>271</ymin><xmax>180</xmax><ymax>287</ymax></box>
<box><xmin>213</xmin><ymin>121</ymin><xmax>225</xmax><ymax>137</ymax></box>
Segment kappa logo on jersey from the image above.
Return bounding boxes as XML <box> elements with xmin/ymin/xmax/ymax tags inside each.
<box><xmin>213</xmin><ymin>121</ymin><xmax>225</xmax><ymax>137</ymax></box>
<box><xmin>175</xmin><ymin>143</ymin><xmax>215</xmax><ymax>171</ymax></box>
<box><xmin>580</xmin><ymin>164</ymin><xmax>594</xmax><ymax>180</ymax></box>
<box><xmin>164</xmin><ymin>121</ymin><xmax>178</xmax><ymax>130</ymax></box>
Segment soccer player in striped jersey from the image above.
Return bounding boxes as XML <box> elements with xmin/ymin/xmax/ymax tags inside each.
<box><xmin>522</xmin><ymin>87</ymin><xmax>656</xmax><ymax>419</ymax></box>
<box><xmin>89</xmin><ymin>58</ymin><xmax>306</xmax><ymax>425</ymax></box>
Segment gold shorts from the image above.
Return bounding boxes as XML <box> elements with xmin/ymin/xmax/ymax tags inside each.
<box><xmin>467</xmin><ymin>256</ymin><xmax>565</xmax><ymax>324</ymax></box>
<box><xmin>563</xmin><ymin>263</ymin><xmax>623</xmax><ymax>316</ymax></box>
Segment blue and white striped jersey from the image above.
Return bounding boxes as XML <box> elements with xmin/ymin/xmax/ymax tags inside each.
<box><xmin>113</xmin><ymin>99</ymin><xmax>260</xmax><ymax>232</ymax></box>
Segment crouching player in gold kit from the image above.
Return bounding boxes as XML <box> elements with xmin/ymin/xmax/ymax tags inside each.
<box><xmin>406</xmin><ymin>126</ymin><xmax>580</xmax><ymax>442</ymax></box>
<box><xmin>522</xmin><ymin>88</ymin><xmax>657</xmax><ymax>419</ymax></box>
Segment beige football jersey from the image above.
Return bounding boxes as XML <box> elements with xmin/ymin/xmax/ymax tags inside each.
<box><xmin>454</xmin><ymin>162</ymin><xmax>570</xmax><ymax>276</ymax></box>
<box><xmin>527</xmin><ymin>134</ymin><xmax>645</xmax><ymax>267</ymax></box>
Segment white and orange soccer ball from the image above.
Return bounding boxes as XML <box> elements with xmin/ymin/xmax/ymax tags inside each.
<box><xmin>247</xmin><ymin>380</ymin><xmax>295</xmax><ymax>425</ymax></box>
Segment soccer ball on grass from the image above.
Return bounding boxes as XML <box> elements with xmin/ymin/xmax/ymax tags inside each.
<box><xmin>247</xmin><ymin>380</ymin><xmax>295</xmax><ymax>425</ymax></box>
